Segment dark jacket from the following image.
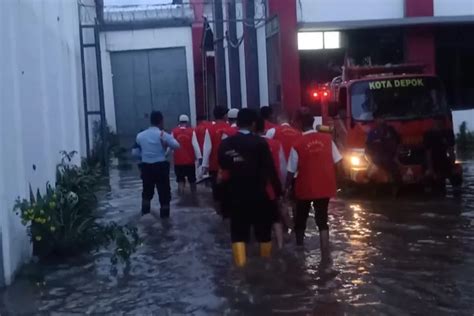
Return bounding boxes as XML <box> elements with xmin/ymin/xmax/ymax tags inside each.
<box><xmin>218</xmin><ymin>132</ymin><xmax>282</xmax><ymax>205</ymax></box>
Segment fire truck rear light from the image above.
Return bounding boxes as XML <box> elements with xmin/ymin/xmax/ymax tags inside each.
<box><xmin>323</xmin><ymin>91</ymin><xmax>329</xmax><ymax>97</ymax></box>
<box><xmin>312</xmin><ymin>91</ymin><xmax>319</xmax><ymax>98</ymax></box>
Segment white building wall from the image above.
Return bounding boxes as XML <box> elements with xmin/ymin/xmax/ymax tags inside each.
<box><xmin>434</xmin><ymin>0</ymin><xmax>474</xmax><ymax>16</ymax></box>
<box><xmin>101</xmin><ymin>27</ymin><xmax>196</xmax><ymax>128</ymax></box>
<box><xmin>0</xmin><ymin>0</ymin><xmax>85</xmax><ymax>285</ymax></box>
<box><xmin>297</xmin><ymin>0</ymin><xmax>404</xmax><ymax>23</ymax></box>
<box><xmin>236</xmin><ymin>2</ymin><xmax>248</xmax><ymax>108</ymax></box>
<box><xmin>256</xmin><ymin>22</ymin><xmax>269</xmax><ymax>107</ymax></box>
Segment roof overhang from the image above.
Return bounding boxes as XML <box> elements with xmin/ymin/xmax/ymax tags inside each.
<box><xmin>298</xmin><ymin>15</ymin><xmax>474</xmax><ymax>31</ymax></box>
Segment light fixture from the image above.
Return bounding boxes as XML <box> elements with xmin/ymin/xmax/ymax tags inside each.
<box><xmin>298</xmin><ymin>32</ymin><xmax>323</xmax><ymax>50</ymax></box>
<box><xmin>324</xmin><ymin>31</ymin><xmax>340</xmax><ymax>49</ymax></box>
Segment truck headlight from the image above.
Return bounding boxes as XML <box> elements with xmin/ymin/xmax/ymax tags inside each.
<box><xmin>346</xmin><ymin>149</ymin><xmax>368</xmax><ymax>169</ymax></box>
<box><xmin>350</xmin><ymin>156</ymin><xmax>362</xmax><ymax>166</ymax></box>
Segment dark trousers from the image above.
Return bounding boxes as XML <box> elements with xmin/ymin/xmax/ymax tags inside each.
<box><xmin>174</xmin><ymin>164</ymin><xmax>196</xmax><ymax>183</ymax></box>
<box><xmin>230</xmin><ymin>199</ymin><xmax>273</xmax><ymax>243</ymax></box>
<box><xmin>209</xmin><ymin>170</ymin><xmax>219</xmax><ymax>201</ymax></box>
<box><xmin>141</xmin><ymin>162</ymin><xmax>171</xmax><ymax>208</ymax></box>
<box><xmin>294</xmin><ymin>198</ymin><xmax>330</xmax><ymax>243</ymax></box>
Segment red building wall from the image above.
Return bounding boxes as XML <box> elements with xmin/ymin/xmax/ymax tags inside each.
<box><xmin>268</xmin><ymin>0</ymin><xmax>301</xmax><ymax>114</ymax></box>
<box><xmin>190</xmin><ymin>0</ymin><xmax>205</xmax><ymax>118</ymax></box>
<box><xmin>405</xmin><ymin>0</ymin><xmax>435</xmax><ymax>74</ymax></box>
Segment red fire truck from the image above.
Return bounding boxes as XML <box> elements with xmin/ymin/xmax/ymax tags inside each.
<box><xmin>319</xmin><ymin>64</ymin><xmax>463</xmax><ymax>186</ymax></box>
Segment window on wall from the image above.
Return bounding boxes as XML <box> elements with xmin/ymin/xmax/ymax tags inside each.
<box><xmin>298</xmin><ymin>31</ymin><xmax>341</xmax><ymax>50</ymax></box>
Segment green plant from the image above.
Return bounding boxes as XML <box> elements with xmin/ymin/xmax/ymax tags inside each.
<box><xmin>90</xmin><ymin>121</ymin><xmax>122</xmax><ymax>165</ymax></box>
<box><xmin>456</xmin><ymin>121</ymin><xmax>474</xmax><ymax>150</ymax></box>
<box><xmin>14</xmin><ymin>151</ymin><xmax>140</xmax><ymax>263</ymax></box>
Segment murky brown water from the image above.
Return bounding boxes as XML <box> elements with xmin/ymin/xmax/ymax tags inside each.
<box><xmin>1</xmin><ymin>160</ymin><xmax>473</xmax><ymax>315</ymax></box>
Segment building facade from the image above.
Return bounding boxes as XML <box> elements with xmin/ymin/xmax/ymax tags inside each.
<box><xmin>201</xmin><ymin>0</ymin><xmax>474</xmax><ymax>128</ymax></box>
<box><xmin>0</xmin><ymin>0</ymin><xmax>88</xmax><ymax>285</ymax></box>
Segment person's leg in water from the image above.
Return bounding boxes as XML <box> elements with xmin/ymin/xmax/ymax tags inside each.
<box><xmin>254</xmin><ymin>200</ymin><xmax>273</xmax><ymax>258</ymax></box>
<box><xmin>230</xmin><ymin>209</ymin><xmax>251</xmax><ymax>267</ymax></box>
<box><xmin>294</xmin><ymin>200</ymin><xmax>311</xmax><ymax>246</ymax></box>
<box><xmin>314</xmin><ymin>198</ymin><xmax>331</xmax><ymax>261</ymax></box>
<box><xmin>187</xmin><ymin>165</ymin><xmax>197</xmax><ymax>194</ymax></box>
<box><xmin>269</xmin><ymin>199</ymin><xmax>283</xmax><ymax>249</ymax></box>
<box><xmin>140</xmin><ymin>163</ymin><xmax>154</xmax><ymax>215</ymax></box>
<box><xmin>156</xmin><ymin>162</ymin><xmax>172</xmax><ymax>218</ymax></box>
<box><xmin>175</xmin><ymin>165</ymin><xmax>186</xmax><ymax>196</ymax></box>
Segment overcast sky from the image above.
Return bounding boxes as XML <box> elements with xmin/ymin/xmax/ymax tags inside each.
<box><xmin>105</xmin><ymin>0</ymin><xmax>173</xmax><ymax>5</ymax></box>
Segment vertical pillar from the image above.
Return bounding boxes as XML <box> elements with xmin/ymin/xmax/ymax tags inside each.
<box><xmin>227</xmin><ymin>0</ymin><xmax>242</xmax><ymax>108</ymax></box>
<box><xmin>244</xmin><ymin>0</ymin><xmax>260</xmax><ymax>109</ymax></box>
<box><xmin>213</xmin><ymin>0</ymin><xmax>228</xmax><ymax>107</ymax></box>
<box><xmin>268</xmin><ymin>0</ymin><xmax>300</xmax><ymax>114</ymax></box>
<box><xmin>190</xmin><ymin>0</ymin><xmax>205</xmax><ymax>117</ymax></box>
<box><xmin>405</xmin><ymin>0</ymin><xmax>435</xmax><ymax>74</ymax></box>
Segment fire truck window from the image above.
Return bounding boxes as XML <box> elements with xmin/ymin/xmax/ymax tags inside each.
<box><xmin>338</xmin><ymin>88</ymin><xmax>348</xmax><ymax>118</ymax></box>
<box><xmin>351</xmin><ymin>77</ymin><xmax>447</xmax><ymax>121</ymax></box>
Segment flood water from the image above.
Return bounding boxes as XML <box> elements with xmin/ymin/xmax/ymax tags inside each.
<box><xmin>1</xmin><ymin>159</ymin><xmax>473</xmax><ymax>315</ymax></box>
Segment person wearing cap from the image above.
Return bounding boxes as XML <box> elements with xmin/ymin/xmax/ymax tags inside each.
<box><xmin>227</xmin><ymin>108</ymin><xmax>239</xmax><ymax>127</ymax></box>
<box><xmin>202</xmin><ymin>106</ymin><xmax>230</xmax><ymax>201</ymax></box>
<box><xmin>218</xmin><ymin>109</ymin><xmax>282</xmax><ymax>267</ymax></box>
<box><xmin>286</xmin><ymin>109</ymin><xmax>342</xmax><ymax>259</ymax></box>
<box><xmin>222</xmin><ymin>108</ymin><xmax>239</xmax><ymax>139</ymax></box>
<box><xmin>171</xmin><ymin>114</ymin><xmax>202</xmax><ymax>195</ymax></box>
<box><xmin>134</xmin><ymin>111</ymin><xmax>180</xmax><ymax>218</ymax></box>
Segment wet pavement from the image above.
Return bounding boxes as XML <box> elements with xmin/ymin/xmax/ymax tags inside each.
<box><xmin>1</xmin><ymin>159</ymin><xmax>474</xmax><ymax>315</ymax></box>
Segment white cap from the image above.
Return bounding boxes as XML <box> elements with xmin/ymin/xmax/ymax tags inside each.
<box><xmin>179</xmin><ymin>114</ymin><xmax>189</xmax><ymax>122</ymax></box>
<box><xmin>228</xmin><ymin>108</ymin><xmax>239</xmax><ymax>119</ymax></box>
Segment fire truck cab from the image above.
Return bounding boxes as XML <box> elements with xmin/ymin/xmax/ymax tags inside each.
<box><xmin>320</xmin><ymin>64</ymin><xmax>463</xmax><ymax>186</ymax></box>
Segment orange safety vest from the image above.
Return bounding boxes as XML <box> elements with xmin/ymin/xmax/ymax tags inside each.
<box><xmin>195</xmin><ymin>121</ymin><xmax>211</xmax><ymax>153</ymax></box>
<box><xmin>293</xmin><ymin>133</ymin><xmax>337</xmax><ymax>200</ymax></box>
<box><xmin>208</xmin><ymin>120</ymin><xmax>231</xmax><ymax>172</ymax></box>
<box><xmin>274</xmin><ymin>124</ymin><xmax>302</xmax><ymax>160</ymax></box>
<box><xmin>172</xmin><ymin>126</ymin><xmax>195</xmax><ymax>166</ymax></box>
<box><xmin>264</xmin><ymin>137</ymin><xmax>282</xmax><ymax>201</ymax></box>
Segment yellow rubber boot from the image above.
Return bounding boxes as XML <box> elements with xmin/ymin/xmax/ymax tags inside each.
<box><xmin>232</xmin><ymin>242</ymin><xmax>247</xmax><ymax>267</ymax></box>
<box><xmin>260</xmin><ymin>242</ymin><xmax>272</xmax><ymax>258</ymax></box>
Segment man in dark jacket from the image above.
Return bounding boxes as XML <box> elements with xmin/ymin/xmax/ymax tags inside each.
<box><xmin>218</xmin><ymin>109</ymin><xmax>282</xmax><ymax>267</ymax></box>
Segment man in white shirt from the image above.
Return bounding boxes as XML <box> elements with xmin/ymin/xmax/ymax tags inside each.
<box><xmin>133</xmin><ymin>111</ymin><xmax>180</xmax><ymax>218</ymax></box>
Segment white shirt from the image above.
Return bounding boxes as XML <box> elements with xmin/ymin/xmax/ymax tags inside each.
<box><xmin>135</xmin><ymin>126</ymin><xmax>180</xmax><ymax>164</ymax></box>
<box><xmin>287</xmin><ymin>130</ymin><xmax>342</xmax><ymax>174</ymax></box>
<box><xmin>265</xmin><ymin>123</ymin><xmax>291</xmax><ymax>139</ymax></box>
<box><xmin>202</xmin><ymin>129</ymin><xmax>212</xmax><ymax>168</ymax></box>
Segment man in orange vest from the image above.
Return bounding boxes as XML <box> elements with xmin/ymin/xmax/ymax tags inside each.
<box><xmin>266</xmin><ymin>113</ymin><xmax>302</xmax><ymax>161</ymax></box>
<box><xmin>256</xmin><ymin>116</ymin><xmax>286</xmax><ymax>249</ymax></box>
<box><xmin>202</xmin><ymin>106</ymin><xmax>230</xmax><ymax>200</ymax></box>
<box><xmin>286</xmin><ymin>109</ymin><xmax>342</xmax><ymax>259</ymax></box>
<box><xmin>222</xmin><ymin>108</ymin><xmax>239</xmax><ymax>139</ymax></box>
<box><xmin>171</xmin><ymin>114</ymin><xmax>202</xmax><ymax>195</ymax></box>
<box><xmin>195</xmin><ymin>116</ymin><xmax>212</xmax><ymax>154</ymax></box>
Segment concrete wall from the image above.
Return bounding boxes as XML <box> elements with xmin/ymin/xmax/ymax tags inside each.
<box><xmin>101</xmin><ymin>27</ymin><xmax>196</xmax><ymax>130</ymax></box>
<box><xmin>297</xmin><ymin>0</ymin><xmax>404</xmax><ymax>23</ymax></box>
<box><xmin>434</xmin><ymin>0</ymin><xmax>474</xmax><ymax>16</ymax></box>
<box><xmin>0</xmin><ymin>0</ymin><xmax>85</xmax><ymax>285</ymax></box>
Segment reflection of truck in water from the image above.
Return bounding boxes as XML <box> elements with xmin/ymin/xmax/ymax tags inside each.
<box><xmin>320</xmin><ymin>64</ymin><xmax>463</xmax><ymax>186</ymax></box>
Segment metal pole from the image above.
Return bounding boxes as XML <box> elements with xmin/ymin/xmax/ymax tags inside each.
<box><xmin>78</xmin><ymin>5</ymin><xmax>91</xmax><ymax>159</ymax></box>
<box><xmin>94</xmin><ymin>20</ymin><xmax>109</xmax><ymax>172</ymax></box>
